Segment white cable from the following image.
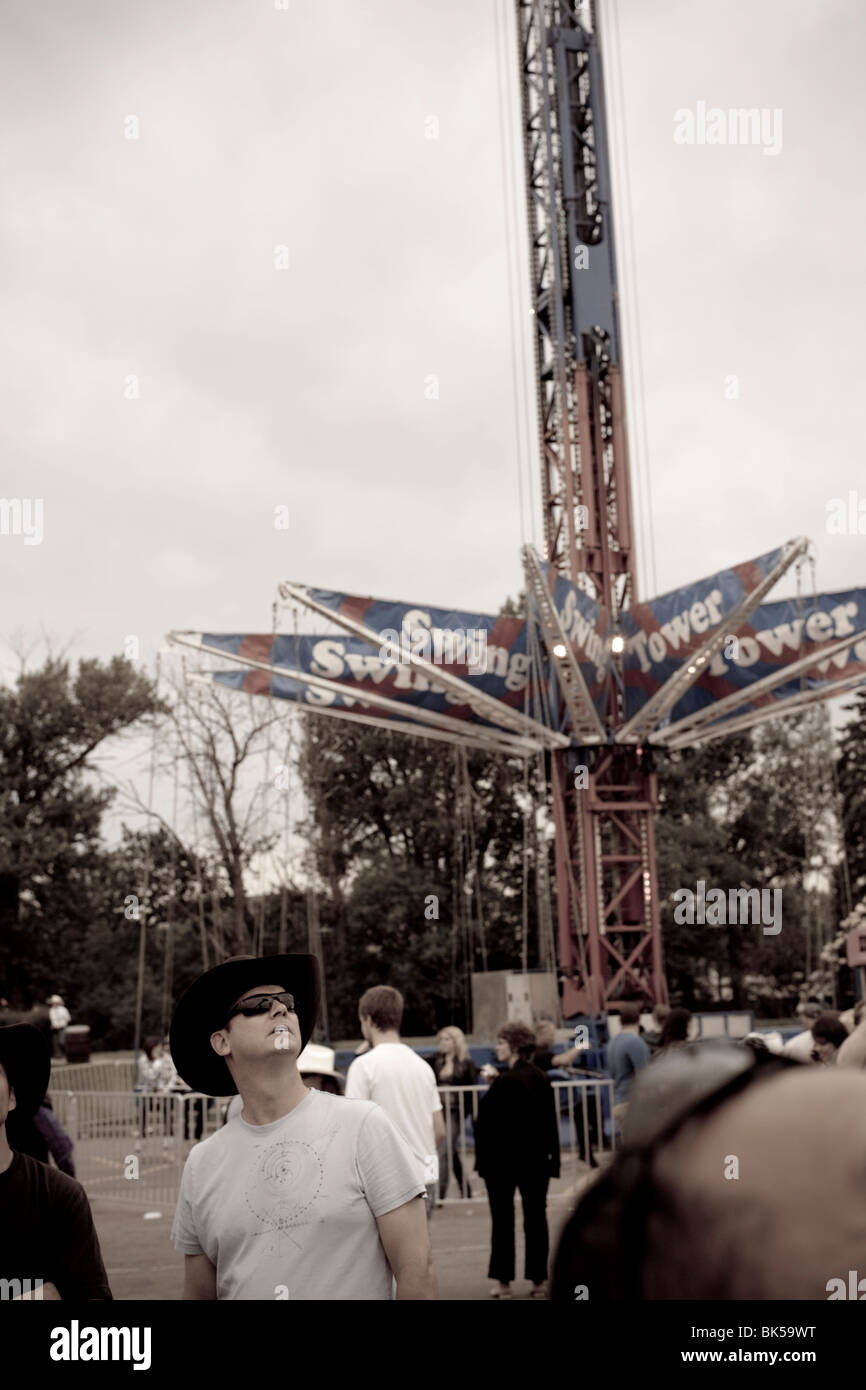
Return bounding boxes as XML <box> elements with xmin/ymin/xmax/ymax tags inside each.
<box><xmin>494</xmin><ymin>0</ymin><xmax>534</xmax><ymax>551</ymax></box>
<box><xmin>604</xmin><ymin>0</ymin><xmax>659</xmax><ymax>600</ymax></box>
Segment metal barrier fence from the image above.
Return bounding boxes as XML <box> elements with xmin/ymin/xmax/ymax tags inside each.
<box><xmin>436</xmin><ymin>1079</ymin><xmax>616</xmax><ymax>1204</ymax></box>
<box><xmin>51</xmin><ymin>1092</ymin><xmax>226</xmax><ymax>1211</ymax></box>
<box><xmin>51</xmin><ymin>1059</ymin><xmax>137</xmax><ymax>1092</ymax></box>
<box><xmin>51</xmin><ymin>1077</ymin><xmax>615</xmax><ymax>1212</ymax></box>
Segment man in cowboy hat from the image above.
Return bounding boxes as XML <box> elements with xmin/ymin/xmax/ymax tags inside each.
<box><xmin>169</xmin><ymin>954</ymin><xmax>436</xmax><ymax>1300</ymax></box>
<box><xmin>222</xmin><ymin>1042</ymin><xmax>344</xmax><ymax>1123</ymax></box>
<box><xmin>0</xmin><ymin>1024</ymin><xmax>112</xmax><ymax>1300</ymax></box>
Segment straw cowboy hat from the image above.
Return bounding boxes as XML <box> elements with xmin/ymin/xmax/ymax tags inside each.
<box><xmin>297</xmin><ymin>1042</ymin><xmax>345</xmax><ymax>1091</ymax></box>
<box><xmin>169</xmin><ymin>954</ymin><xmax>321</xmax><ymax>1096</ymax></box>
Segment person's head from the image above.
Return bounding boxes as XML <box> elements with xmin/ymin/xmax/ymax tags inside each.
<box><xmin>437</xmin><ymin>1026</ymin><xmax>468</xmax><ymax>1061</ymax></box>
<box><xmin>0</xmin><ymin>1059</ymin><xmax>15</xmax><ymax>1132</ymax></box>
<box><xmin>169</xmin><ymin>953</ymin><xmax>320</xmax><ymax>1098</ymax></box>
<box><xmin>551</xmin><ymin>1041</ymin><xmax>866</xmax><ymax>1300</ymax></box>
<box><xmin>535</xmin><ymin>1020</ymin><xmax>556</xmax><ymax>1049</ymax></box>
<box><xmin>358</xmin><ymin>986</ymin><xmax>403</xmax><ymax>1042</ymax></box>
<box><xmin>652</xmin><ymin>1003</ymin><xmax>670</xmax><ymax>1029</ymax></box>
<box><xmin>300</xmin><ymin>1073</ymin><xmax>336</xmax><ymax>1094</ymax></box>
<box><xmin>810</xmin><ymin>1013</ymin><xmax>848</xmax><ymax>1064</ymax></box>
<box><xmin>143</xmin><ymin>1036</ymin><xmax>163</xmax><ymax>1062</ymax></box>
<box><xmin>618</xmin><ymin>1002</ymin><xmax>642</xmax><ymax>1030</ymax></box>
<box><xmin>209</xmin><ymin>983</ymin><xmax>300</xmax><ymax>1087</ymax></box>
<box><xmin>297</xmin><ymin>1043</ymin><xmax>344</xmax><ymax>1095</ymax></box>
<box><xmin>658</xmin><ymin>1007</ymin><xmax>692</xmax><ymax>1048</ymax></box>
<box><xmin>496</xmin><ymin>1021</ymin><xmax>537</xmax><ymax>1066</ymax></box>
<box><xmin>795</xmin><ymin>1000</ymin><xmax>823</xmax><ymax>1029</ymax></box>
<box><xmin>0</xmin><ymin>1026</ymin><xmax>50</xmax><ymax>1141</ymax></box>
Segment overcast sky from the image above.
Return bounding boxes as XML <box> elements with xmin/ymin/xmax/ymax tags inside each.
<box><xmin>2</xmin><ymin>0</ymin><xmax>864</xmax><ymax>763</ymax></box>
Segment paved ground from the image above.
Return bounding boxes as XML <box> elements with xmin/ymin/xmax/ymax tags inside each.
<box><xmin>92</xmin><ymin>1183</ymin><xmax>588</xmax><ymax>1301</ymax></box>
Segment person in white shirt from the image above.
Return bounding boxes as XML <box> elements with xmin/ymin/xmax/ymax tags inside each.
<box><xmin>169</xmin><ymin>954</ymin><xmax>435</xmax><ymax>1300</ymax></box>
<box><xmin>781</xmin><ymin>1002</ymin><xmax>823</xmax><ymax>1062</ymax></box>
<box><xmin>345</xmin><ymin>986</ymin><xmax>445</xmax><ymax>1218</ymax></box>
<box><xmin>47</xmin><ymin>995</ymin><xmax>71</xmax><ymax>1060</ymax></box>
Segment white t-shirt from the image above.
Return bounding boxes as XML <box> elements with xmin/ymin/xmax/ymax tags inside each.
<box><xmin>345</xmin><ymin>1044</ymin><xmax>443</xmax><ymax>1185</ymax></box>
<box><xmin>782</xmin><ymin>1029</ymin><xmax>815</xmax><ymax>1062</ymax></box>
<box><xmin>171</xmin><ymin>1089</ymin><xmax>424</xmax><ymax>1300</ymax></box>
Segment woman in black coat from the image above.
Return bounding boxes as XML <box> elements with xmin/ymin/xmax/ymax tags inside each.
<box><xmin>474</xmin><ymin>1020</ymin><xmax>561</xmax><ymax>1299</ymax></box>
<box><xmin>431</xmin><ymin>1027</ymin><xmax>478</xmax><ymax>1199</ymax></box>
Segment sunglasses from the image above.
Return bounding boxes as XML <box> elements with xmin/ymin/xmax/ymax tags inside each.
<box><xmin>555</xmin><ymin>1040</ymin><xmax>802</xmax><ymax>1300</ymax></box>
<box><xmin>223</xmin><ymin>991</ymin><xmax>295</xmax><ymax>1027</ymax></box>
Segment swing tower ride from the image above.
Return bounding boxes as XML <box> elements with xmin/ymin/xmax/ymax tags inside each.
<box><xmin>172</xmin><ymin>1</ymin><xmax>866</xmax><ymax>1022</ymax></box>
<box><xmin>514</xmin><ymin>0</ymin><xmax>660</xmax><ymax>1017</ymax></box>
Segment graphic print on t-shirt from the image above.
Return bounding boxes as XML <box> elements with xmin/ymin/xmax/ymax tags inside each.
<box><xmin>242</xmin><ymin>1121</ymin><xmax>339</xmax><ymax>1254</ymax></box>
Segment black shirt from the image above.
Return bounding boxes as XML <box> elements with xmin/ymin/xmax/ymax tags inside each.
<box><xmin>0</xmin><ymin>1150</ymin><xmax>113</xmax><ymax>1299</ymax></box>
<box><xmin>474</xmin><ymin>1060</ymin><xmax>561</xmax><ymax>1180</ymax></box>
<box><xmin>431</xmin><ymin>1055</ymin><xmax>479</xmax><ymax>1086</ymax></box>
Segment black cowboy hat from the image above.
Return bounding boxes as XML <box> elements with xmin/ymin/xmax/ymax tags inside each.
<box><xmin>169</xmin><ymin>954</ymin><xmax>321</xmax><ymax>1096</ymax></box>
<box><xmin>0</xmin><ymin>1024</ymin><xmax>51</xmax><ymax>1117</ymax></box>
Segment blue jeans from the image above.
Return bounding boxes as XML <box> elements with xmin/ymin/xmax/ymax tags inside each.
<box><xmin>437</xmin><ymin>1119</ymin><xmax>472</xmax><ymax>1199</ymax></box>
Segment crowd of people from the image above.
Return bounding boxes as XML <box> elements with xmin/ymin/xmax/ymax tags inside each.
<box><xmin>2</xmin><ymin>961</ymin><xmax>866</xmax><ymax>1300</ymax></box>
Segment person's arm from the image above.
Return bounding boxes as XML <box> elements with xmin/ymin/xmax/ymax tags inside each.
<box><xmin>545</xmin><ymin>1078</ymin><xmax>561</xmax><ymax>1178</ymax></box>
<box><xmin>14</xmin><ymin>1280</ymin><xmax>62</xmax><ymax>1300</ymax></box>
<box><xmin>536</xmin><ymin>1073</ymin><xmax>561</xmax><ymax>1173</ymax></box>
<box><xmin>429</xmin><ymin>1065</ymin><xmax>445</xmax><ymax>1146</ymax></box>
<box><xmin>376</xmin><ymin>1199</ymin><xmax>437</xmax><ymax>1300</ymax></box>
<box><xmin>344</xmin><ymin>1058</ymin><xmax>369</xmax><ymax>1101</ymax></box>
<box><xmin>54</xmin><ymin>1180</ymin><xmax>113</xmax><ymax>1299</ymax></box>
<box><xmin>837</xmin><ymin>1020</ymin><xmax>866</xmax><ymax>1068</ymax></box>
<box><xmin>34</xmin><ymin>1107</ymin><xmax>76</xmax><ymax>1177</ymax></box>
<box><xmin>183</xmin><ymin>1253</ymin><xmax>217</xmax><ymax>1300</ymax></box>
<box><xmin>433</xmin><ymin>1109</ymin><xmax>446</xmax><ymax>1146</ymax></box>
<box><xmin>473</xmin><ymin>1074</ymin><xmax>503</xmax><ymax>1177</ymax></box>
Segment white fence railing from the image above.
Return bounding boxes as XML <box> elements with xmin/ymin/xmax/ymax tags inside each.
<box><xmin>435</xmin><ymin>1079</ymin><xmax>615</xmax><ymax>1204</ymax></box>
<box><xmin>51</xmin><ymin>1092</ymin><xmax>225</xmax><ymax>1210</ymax></box>
<box><xmin>50</xmin><ymin>1077</ymin><xmax>614</xmax><ymax>1211</ymax></box>
<box><xmin>52</xmin><ymin>1059</ymin><xmax>137</xmax><ymax>1092</ymax></box>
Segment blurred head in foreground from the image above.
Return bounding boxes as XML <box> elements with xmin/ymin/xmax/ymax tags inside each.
<box><xmin>810</xmin><ymin>1013</ymin><xmax>848</xmax><ymax>1065</ymax></box>
<box><xmin>551</xmin><ymin>1040</ymin><xmax>866</xmax><ymax>1300</ymax></box>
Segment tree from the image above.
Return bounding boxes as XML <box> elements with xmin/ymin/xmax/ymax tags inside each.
<box><xmin>655</xmin><ymin>709</ymin><xmax>844</xmax><ymax>1015</ymax></box>
<box><xmin>122</xmin><ymin>674</ymin><xmax>292</xmax><ymax>958</ymax></box>
<box><xmin>299</xmin><ymin>712</ymin><xmax>548</xmax><ymax>1037</ymax></box>
<box><xmin>837</xmin><ymin>688</ymin><xmax>866</xmax><ymax>903</ymax></box>
<box><xmin>0</xmin><ymin>654</ymin><xmax>162</xmax><ymax>1007</ymax></box>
